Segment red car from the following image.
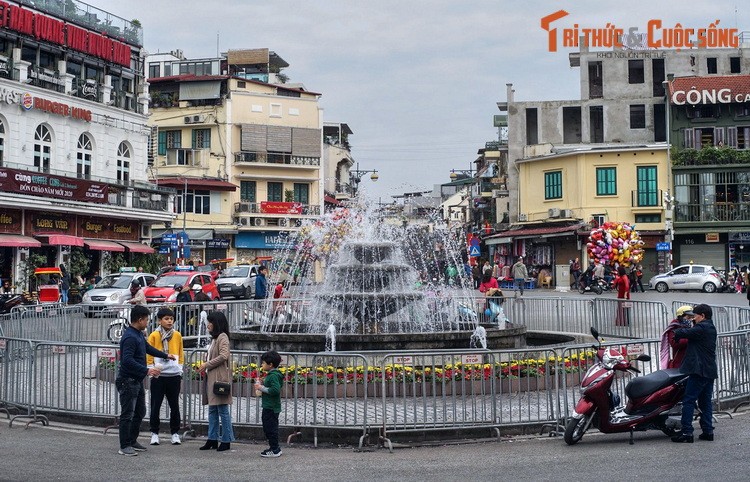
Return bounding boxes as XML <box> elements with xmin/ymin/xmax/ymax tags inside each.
<box><xmin>143</xmin><ymin>270</ymin><xmax>220</xmax><ymax>303</ymax></box>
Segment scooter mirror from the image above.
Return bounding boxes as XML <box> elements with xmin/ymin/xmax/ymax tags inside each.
<box><xmin>590</xmin><ymin>327</ymin><xmax>600</xmax><ymax>340</ymax></box>
<box><xmin>636</xmin><ymin>354</ymin><xmax>651</xmax><ymax>362</ymax></box>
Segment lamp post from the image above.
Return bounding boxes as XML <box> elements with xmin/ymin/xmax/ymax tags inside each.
<box><xmin>349</xmin><ymin>162</ymin><xmax>379</xmax><ymax>196</ymax></box>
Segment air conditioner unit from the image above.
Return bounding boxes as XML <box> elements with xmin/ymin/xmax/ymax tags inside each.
<box><xmin>561</xmin><ymin>209</ymin><xmax>574</xmax><ymax>219</ymax></box>
<box><xmin>278</xmin><ymin>218</ymin><xmax>289</xmax><ymax>227</ymax></box>
<box><xmin>239</xmin><ymin>217</ymin><xmax>251</xmax><ymax>226</ymax></box>
<box><xmin>548</xmin><ymin>208</ymin><xmax>561</xmax><ymax>218</ymax></box>
<box><xmin>492</xmin><ymin>189</ymin><xmax>504</xmax><ymax>198</ymax></box>
<box><xmin>140</xmin><ymin>225</ymin><xmax>152</xmax><ymax>239</ymax></box>
<box><xmin>253</xmin><ymin>218</ymin><xmax>266</xmax><ymax>227</ymax></box>
<box><xmin>184</xmin><ymin>114</ymin><xmax>206</xmax><ymax>124</ymax></box>
<box><xmin>518</xmin><ymin>213</ymin><xmax>528</xmax><ymax>222</ymax></box>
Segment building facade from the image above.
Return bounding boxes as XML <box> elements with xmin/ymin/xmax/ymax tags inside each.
<box><xmin>0</xmin><ymin>0</ymin><xmax>174</xmax><ymax>287</ymax></box>
<box><xmin>147</xmin><ymin>48</ymin><xmax>324</xmax><ymax>264</ymax></box>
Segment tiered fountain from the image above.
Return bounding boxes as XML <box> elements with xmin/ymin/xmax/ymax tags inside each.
<box><xmin>232</xmin><ymin>198</ymin><xmax>525</xmax><ymax>352</ymax></box>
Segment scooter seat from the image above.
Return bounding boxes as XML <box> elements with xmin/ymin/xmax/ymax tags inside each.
<box><xmin>625</xmin><ymin>369</ymin><xmax>687</xmax><ymax>400</ymax></box>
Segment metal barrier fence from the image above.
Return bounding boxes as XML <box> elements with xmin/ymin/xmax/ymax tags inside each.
<box><xmin>2</xmin><ymin>332</ymin><xmax>750</xmax><ymax>446</ymax></box>
<box><xmin>592</xmin><ymin>299</ymin><xmax>670</xmax><ymax>339</ymax></box>
<box><xmin>671</xmin><ymin>301</ymin><xmax>750</xmax><ymax>333</ymax></box>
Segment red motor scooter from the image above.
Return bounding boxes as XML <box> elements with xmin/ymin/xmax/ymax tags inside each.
<box><xmin>564</xmin><ymin>327</ymin><xmax>688</xmax><ymax>445</ymax></box>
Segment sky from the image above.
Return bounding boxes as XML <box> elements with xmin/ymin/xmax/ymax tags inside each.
<box><xmin>94</xmin><ymin>0</ymin><xmax>747</xmax><ymax>200</ymax></box>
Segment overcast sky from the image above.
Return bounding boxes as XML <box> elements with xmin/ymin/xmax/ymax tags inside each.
<box><xmin>95</xmin><ymin>0</ymin><xmax>746</xmax><ymax>200</ymax></box>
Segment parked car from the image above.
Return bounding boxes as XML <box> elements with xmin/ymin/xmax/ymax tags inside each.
<box><xmin>80</xmin><ymin>271</ymin><xmax>156</xmax><ymax>316</ymax></box>
<box><xmin>648</xmin><ymin>264</ymin><xmax>725</xmax><ymax>293</ymax></box>
<box><xmin>215</xmin><ymin>264</ymin><xmax>261</xmax><ymax>299</ymax></box>
<box><xmin>142</xmin><ymin>268</ymin><xmax>219</xmax><ymax>303</ymax></box>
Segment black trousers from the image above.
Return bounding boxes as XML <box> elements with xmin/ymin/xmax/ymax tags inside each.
<box><xmin>116</xmin><ymin>377</ymin><xmax>146</xmax><ymax>449</ymax></box>
<box><xmin>261</xmin><ymin>408</ymin><xmax>280</xmax><ymax>451</ymax></box>
<box><xmin>149</xmin><ymin>375</ymin><xmax>182</xmax><ymax>434</ymax></box>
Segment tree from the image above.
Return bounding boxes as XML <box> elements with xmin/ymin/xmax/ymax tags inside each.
<box><xmin>68</xmin><ymin>247</ymin><xmax>91</xmax><ymax>285</ymax></box>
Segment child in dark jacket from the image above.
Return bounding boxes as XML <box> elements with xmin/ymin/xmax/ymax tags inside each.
<box><xmin>254</xmin><ymin>350</ymin><xmax>283</xmax><ymax>457</ymax></box>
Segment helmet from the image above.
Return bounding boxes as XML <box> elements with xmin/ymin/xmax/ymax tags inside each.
<box><xmin>130</xmin><ymin>280</ymin><xmax>141</xmax><ymax>289</ymax></box>
<box><xmin>676</xmin><ymin>305</ymin><xmax>694</xmax><ymax>317</ymax></box>
<box><xmin>191</xmin><ymin>284</ymin><xmax>202</xmax><ymax>291</ymax></box>
<box><xmin>173</xmin><ymin>283</ymin><xmax>183</xmax><ymax>291</ymax></box>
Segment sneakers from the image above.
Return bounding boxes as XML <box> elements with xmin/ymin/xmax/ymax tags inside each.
<box><xmin>150</xmin><ymin>433</ymin><xmax>160</xmax><ymax>445</ymax></box>
<box><xmin>118</xmin><ymin>447</ymin><xmax>138</xmax><ymax>456</ymax></box>
<box><xmin>699</xmin><ymin>433</ymin><xmax>714</xmax><ymax>441</ymax></box>
<box><xmin>260</xmin><ymin>448</ymin><xmax>282</xmax><ymax>458</ymax></box>
<box><xmin>131</xmin><ymin>441</ymin><xmax>148</xmax><ymax>451</ymax></box>
<box><xmin>171</xmin><ymin>433</ymin><xmax>182</xmax><ymax>445</ymax></box>
<box><xmin>671</xmin><ymin>434</ymin><xmax>694</xmax><ymax>443</ymax></box>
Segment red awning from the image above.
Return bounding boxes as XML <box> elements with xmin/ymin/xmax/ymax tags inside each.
<box><xmin>487</xmin><ymin>223</ymin><xmax>586</xmax><ymax>241</ymax></box>
<box><xmin>36</xmin><ymin>234</ymin><xmax>85</xmax><ymax>247</ymax></box>
<box><xmin>157</xmin><ymin>178</ymin><xmax>237</xmax><ymax>192</ymax></box>
<box><xmin>118</xmin><ymin>241</ymin><xmax>155</xmax><ymax>254</ymax></box>
<box><xmin>324</xmin><ymin>195</ymin><xmax>342</xmax><ymax>206</ymax></box>
<box><xmin>84</xmin><ymin>239</ymin><xmax>126</xmax><ymax>252</ymax></box>
<box><xmin>0</xmin><ymin>234</ymin><xmax>42</xmax><ymax>248</ymax></box>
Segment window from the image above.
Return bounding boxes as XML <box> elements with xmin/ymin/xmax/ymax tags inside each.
<box><xmin>33</xmin><ymin>124</ymin><xmax>52</xmax><ymax>172</ymax></box>
<box><xmin>76</xmin><ymin>133</ymin><xmax>93</xmax><ymax>179</ymax></box>
<box><xmin>166</xmin><ymin>130</ymin><xmax>181</xmax><ymax>149</ymax></box>
<box><xmin>652</xmin><ymin>58</ymin><xmax>665</xmax><ymax>96</ymax></box>
<box><xmin>267</xmin><ymin>182</ymin><xmax>283</xmax><ymax>202</ymax></box>
<box><xmin>270</xmin><ymin>103</ymin><xmax>282</xmax><ymax>117</ymax></box>
<box><xmin>692</xmin><ymin>266</ymin><xmax>706</xmax><ymax>274</ymax></box>
<box><xmin>635</xmin><ymin>213</ymin><xmax>661</xmax><ymax>223</ymax></box>
<box><xmin>0</xmin><ymin>120</ymin><xmax>4</xmax><ymax>166</ymax></box>
<box><xmin>177</xmin><ymin>189</ymin><xmax>210</xmax><ymax>214</ymax></box>
<box><xmin>730</xmin><ymin>57</ymin><xmax>741</xmax><ymax>74</ymax></box>
<box><xmin>636</xmin><ymin>166</ymin><xmax>658</xmax><ymax>206</ymax></box>
<box><xmin>158</xmin><ymin>130</ymin><xmax>167</xmax><ymax>155</ymax></box>
<box><xmin>117</xmin><ymin>142</ymin><xmax>131</xmax><ymax>184</ymax></box>
<box><xmin>707</xmin><ymin>57</ymin><xmax>717</xmax><ymax>74</ymax></box>
<box><xmin>240</xmin><ymin>181</ymin><xmax>256</xmax><ymax>202</ymax></box>
<box><xmin>588</xmin><ymin>61</ymin><xmax>603</xmax><ymax>98</ymax></box>
<box><xmin>293</xmin><ymin>183</ymin><xmax>309</xmax><ymax>204</ymax></box>
<box><xmin>192</xmin><ymin>129</ymin><xmax>211</xmax><ymax>149</ymax></box>
<box><xmin>596</xmin><ymin>167</ymin><xmax>617</xmax><ymax>195</ymax></box>
<box><xmin>589</xmin><ymin>106</ymin><xmax>604</xmax><ymax>143</ymax></box>
<box><xmin>591</xmin><ymin>214</ymin><xmax>606</xmax><ymax>227</ymax></box>
<box><xmin>526</xmin><ymin>108</ymin><xmax>538</xmax><ymax>144</ymax></box>
<box><xmin>630</xmin><ymin>104</ymin><xmax>646</xmax><ymax>129</ymax></box>
<box><xmin>628</xmin><ymin>60</ymin><xmax>644</xmax><ymax>84</ymax></box>
<box><xmin>544</xmin><ymin>171</ymin><xmax>562</xmax><ymax>200</ymax></box>
<box><xmin>148</xmin><ymin>63</ymin><xmax>160</xmax><ymax>78</ymax></box>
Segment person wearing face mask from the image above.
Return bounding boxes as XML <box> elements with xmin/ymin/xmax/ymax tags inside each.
<box><xmin>660</xmin><ymin>305</ymin><xmax>694</xmax><ymax>369</ymax></box>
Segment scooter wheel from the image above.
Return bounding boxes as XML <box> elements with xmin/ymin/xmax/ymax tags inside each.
<box><xmin>107</xmin><ymin>322</ymin><xmax>126</xmax><ymax>344</ymax></box>
<box><xmin>564</xmin><ymin>413</ymin><xmax>593</xmax><ymax>445</ymax></box>
<box><xmin>594</xmin><ymin>285</ymin><xmax>603</xmax><ymax>295</ymax></box>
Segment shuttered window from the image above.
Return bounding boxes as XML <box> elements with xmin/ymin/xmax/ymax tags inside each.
<box><xmin>241</xmin><ymin>124</ymin><xmax>267</xmax><ymax>152</ymax></box>
<box><xmin>267</xmin><ymin>126</ymin><xmax>292</xmax><ymax>152</ymax></box>
<box><xmin>292</xmin><ymin>128</ymin><xmax>321</xmax><ymax>157</ymax></box>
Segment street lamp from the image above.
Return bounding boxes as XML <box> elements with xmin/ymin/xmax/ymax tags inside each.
<box><xmin>349</xmin><ymin>162</ymin><xmax>379</xmax><ymax>195</ymax></box>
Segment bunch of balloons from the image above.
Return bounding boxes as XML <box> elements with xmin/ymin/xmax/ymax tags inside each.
<box><xmin>297</xmin><ymin>207</ymin><xmax>360</xmax><ymax>261</ymax></box>
<box><xmin>586</xmin><ymin>222</ymin><xmax>644</xmax><ymax>268</ymax></box>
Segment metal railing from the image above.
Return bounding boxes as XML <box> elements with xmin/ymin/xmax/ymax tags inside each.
<box><xmin>234</xmin><ymin>151</ymin><xmax>320</xmax><ymax>167</ymax></box>
<box><xmin>675</xmin><ymin>203</ymin><xmax>750</xmax><ymax>223</ymax></box>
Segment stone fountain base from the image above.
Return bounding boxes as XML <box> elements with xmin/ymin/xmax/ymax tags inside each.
<box><xmin>232</xmin><ymin>324</ymin><xmax>527</xmax><ymax>353</ymax></box>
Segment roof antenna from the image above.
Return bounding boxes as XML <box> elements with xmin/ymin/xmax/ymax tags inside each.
<box><xmin>216</xmin><ymin>32</ymin><xmax>220</xmax><ymax>57</ymax></box>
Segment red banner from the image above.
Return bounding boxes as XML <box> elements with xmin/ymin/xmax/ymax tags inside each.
<box><xmin>260</xmin><ymin>201</ymin><xmax>303</xmax><ymax>215</ymax></box>
<box><xmin>0</xmin><ymin>167</ymin><xmax>108</xmax><ymax>204</ymax></box>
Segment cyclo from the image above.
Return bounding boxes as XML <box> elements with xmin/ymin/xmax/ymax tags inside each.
<box><xmin>33</xmin><ymin>267</ymin><xmax>63</xmax><ymax>304</ymax></box>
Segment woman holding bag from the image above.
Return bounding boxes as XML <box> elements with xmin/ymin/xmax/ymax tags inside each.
<box><xmin>198</xmin><ymin>311</ymin><xmax>234</xmax><ymax>452</ymax></box>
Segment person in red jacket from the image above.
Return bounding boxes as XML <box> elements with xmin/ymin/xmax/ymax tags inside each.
<box><xmin>660</xmin><ymin>305</ymin><xmax>693</xmax><ymax>369</ymax></box>
<box><xmin>613</xmin><ymin>266</ymin><xmax>631</xmax><ymax>326</ymax></box>
<box><xmin>478</xmin><ymin>273</ymin><xmax>498</xmax><ymax>293</ymax></box>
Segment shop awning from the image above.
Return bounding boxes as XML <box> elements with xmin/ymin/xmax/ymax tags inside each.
<box><xmin>487</xmin><ymin>223</ymin><xmax>586</xmax><ymax>241</ymax></box>
<box><xmin>0</xmin><ymin>234</ymin><xmax>42</xmax><ymax>248</ymax></box>
<box><xmin>84</xmin><ymin>239</ymin><xmax>126</xmax><ymax>252</ymax></box>
<box><xmin>36</xmin><ymin>234</ymin><xmax>85</xmax><ymax>247</ymax></box>
<box><xmin>118</xmin><ymin>241</ymin><xmax>155</xmax><ymax>254</ymax></box>
<box><xmin>157</xmin><ymin>178</ymin><xmax>237</xmax><ymax>192</ymax></box>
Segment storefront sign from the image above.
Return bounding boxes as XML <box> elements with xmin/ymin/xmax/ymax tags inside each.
<box><xmin>0</xmin><ymin>209</ymin><xmax>22</xmax><ymax>234</ymax></box>
<box><xmin>29</xmin><ymin>213</ymin><xmax>71</xmax><ymax>234</ymax></box>
<box><xmin>729</xmin><ymin>232</ymin><xmax>750</xmax><ymax>242</ymax></box>
<box><xmin>30</xmin><ymin>95</ymin><xmax>92</xmax><ymax>121</ymax></box>
<box><xmin>77</xmin><ymin>217</ymin><xmax>139</xmax><ymax>241</ymax></box>
<box><xmin>671</xmin><ymin>88</ymin><xmax>750</xmax><ymax>106</ymax></box>
<box><xmin>706</xmin><ymin>233</ymin><xmax>720</xmax><ymax>242</ymax></box>
<box><xmin>0</xmin><ymin>167</ymin><xmax>106</xmax><ymax>202</ymax></box>
<box><xmin>655</xmin><ymin>242</ymin><xmax>671</xmax><ymax>251</ymax></box>
<box><xmin>207</xmin><ymin>238</ymin><xmax>230</xmax><ymax>249</ymax></box>
<box><xmin>235</xmin><ymin>232</ymin><xmax>293</xmax><ymax>249</ymax></box>
<box><xmin>260</xmin><ymin>201</ymin><xmax>304</xmax><ymax>215</ymax></box>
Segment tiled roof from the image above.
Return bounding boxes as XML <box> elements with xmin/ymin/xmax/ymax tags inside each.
<box><xmin>668</xmin><ymin>75</ymin><xmax>750</xmax><ymax>104</ymax></box>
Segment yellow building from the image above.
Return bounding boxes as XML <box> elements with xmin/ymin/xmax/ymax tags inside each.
<box><xmin>147</xmin><ymin>49</ymin><xmax>323</xmax><ymax>263</ymax></box>
<box><xmin>492</xmin><ymin>144</ymin><xmax>670</xmax><ymax>279</ymax></box>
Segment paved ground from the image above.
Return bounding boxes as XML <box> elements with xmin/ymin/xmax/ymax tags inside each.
<box><xmin>1</xmin><ymin>409</ymin><xmax>750</xmax><ymax>481</ymax></box>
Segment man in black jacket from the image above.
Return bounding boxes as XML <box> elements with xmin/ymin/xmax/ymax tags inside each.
<box><xmin>671</xmin><ymin>303</ymin><xmax>717</xmax><ymax>443</ymax></box>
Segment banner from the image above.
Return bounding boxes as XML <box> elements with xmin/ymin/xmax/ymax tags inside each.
<box><xmin>0</xmin><ymin>167</ymin><xmax>108</xmax><ymax>203</ymax></box>
<box><xmin>260</xmin><ymin>201</ymin><xmax>303</xmax><ymax>214</ymax></box>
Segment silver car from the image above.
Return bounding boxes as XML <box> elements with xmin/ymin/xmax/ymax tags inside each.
<box><xmin>648</xmin><ymin>264</ymin><xmax>724</xmax><ymax>293</ymax></box>
<box><xmin>81</xmin><ymin>272</ymin><xmax>156</xmax><ymax>316</ymax></box>
<box><xmin>215</xmin><ymin>265</ymin><xmax>260</xmax><ymax>299</ymax></box>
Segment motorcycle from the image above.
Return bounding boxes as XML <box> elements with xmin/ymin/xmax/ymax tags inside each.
<box><xmin>577</xmin><ymin>277</ymin><xmax>609</xmax><ymax>295</ymax></box>
<box><xmin>0</xmin><ymin>293</ymin><xmax>26</xmax><ymax>314</ymax></box>
<box><xmin>564</xmin><ymin>327</ymin><xmax>687</xmax><ymax>445</ymax></box>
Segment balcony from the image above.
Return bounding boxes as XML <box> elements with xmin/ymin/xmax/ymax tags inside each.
<box><xmin>234</xmin><ymin>151</ymin><xmax>320</xmax><ymax>167</ymax></box>
<box><xmin>234</xmin><ymin>201</ymin><xmax>321</xmax><ymax>216</ymax></box>
<box><xmin>631</xmin><ymin>190</ymin><xmax>662</xmax><ymax>207</ymax></box>
<box><xmin>676</xmin><ymin>202</ymin><xmax>750</xmax><ymax>223</ymax></box>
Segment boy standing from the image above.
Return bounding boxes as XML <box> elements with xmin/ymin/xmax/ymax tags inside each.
<box><xmin>147</xmin><ymin>308</ymin><xmax>185</xmax><ymax>446</ymax></box>
<box><xmin>116</xmin><ymin>305</ymin><xmax>174</xmax><ymax>456</ymax></box>
<box><xmin>253</xmin><ymin>350</ymin><xmax>283</xmax><ymax>457</ymax></box>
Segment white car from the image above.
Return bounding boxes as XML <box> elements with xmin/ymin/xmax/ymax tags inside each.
<box><xmin>215</xmin><ymin>265</ymin><xmax>261</xmax><ymax>299</ymax></box>
<box><xmin>81</xmin><ymin>272</ymin><xmax>156</xmax><ymax>316</ymax></box>
<box><xmin>648</xmin><ymin>264</ymin><xmax>725</xmax><ymax>293</ymax></box>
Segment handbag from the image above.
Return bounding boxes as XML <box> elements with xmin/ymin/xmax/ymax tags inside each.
<box><xmin>213</xmin><ymin>381</ymin><xmax>231</xmax><ymax>396</ymax></box>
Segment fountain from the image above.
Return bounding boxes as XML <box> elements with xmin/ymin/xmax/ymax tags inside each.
<box><xmin>232</xmin><ymin>196</ymin><xmax>526</xmax><ymax>352</ymax></box>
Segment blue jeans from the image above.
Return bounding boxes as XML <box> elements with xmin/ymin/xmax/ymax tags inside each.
<box><xmin>116</xmin><ymin>377</ymin><xmax>146</xmax><ymax>449</ymax></box>
<box><xmin>61</xmin><ymin>289</ymin><xmax>69</xmax><ymax>304</ymax></box>
<box><xmin>681</xmin><ymin>375</ymin><xmax>714</xmax><ymax>435</ymax></box>
<box><xmin>514</xmin><ymin>278</ymin><xmax>524</xmax><ymax>294</ymax></box>
<box><xmin>208</xmin><ymin>404</ymin><xmax>234</xmax><ymax>443</ymax></box>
